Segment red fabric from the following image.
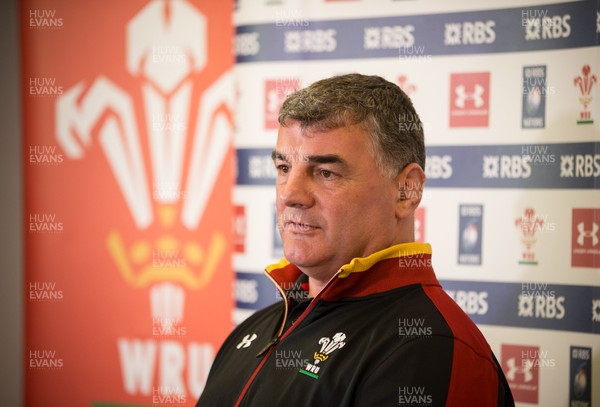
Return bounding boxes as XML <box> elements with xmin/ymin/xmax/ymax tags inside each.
<box><xmin>268</xmin><ymin>262</ymin><xmax>302</xmax><ymax>288</ymax></box>
<box><xmin>322</xmin><ymin>256</ymin><xmax>439</xmax><ymax>301</ymax></box>
<box><xmin>423</xmin><ymin>285</ymin><xmax>499</xmax><ymax>406</ymax></box>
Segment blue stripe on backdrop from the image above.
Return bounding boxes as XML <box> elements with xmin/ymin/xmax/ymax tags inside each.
<box><xmin>236</xmin><ymin>0</ymin><xmax>599</xmax><ymax>63</ymax></box>
<box><xmin>236</xmin><ymin>142</ymin><xmax>600</xmax><ymax>188</ymax></box>
<box><xmin>235</xmin><ymin>270</ymin><xmax>600</xmax><ymax>334</ymax></box>
<box><xmin>440</xmin><ymin>279</ymin><xmax>600</xmax><ymax>334</ymax></box>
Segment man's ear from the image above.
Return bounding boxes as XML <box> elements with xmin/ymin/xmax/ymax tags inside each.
<box><xmin>394</xmin><ymin>163</ymin><xmax>426</xmax><ymax>219</ymax></box>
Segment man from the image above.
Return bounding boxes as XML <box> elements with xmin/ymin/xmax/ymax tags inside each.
<box><xmin>197</xmin><ymin>74</ymin><xmax>514</xmax><ymax>406</ymax></box>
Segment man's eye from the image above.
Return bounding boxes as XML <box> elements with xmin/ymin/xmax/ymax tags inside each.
<box><xmin>277</xmin><ymin>165</ymin><xmax>289</xmax><ymax>174</ymax></box>
<box><xmin>320</xmin><ymin>169</ymin><xmax>334</xmax><ymax>179</ymax></box>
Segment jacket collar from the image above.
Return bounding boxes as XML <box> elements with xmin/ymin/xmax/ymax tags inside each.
<box><xmin>265</xmin><ymin>242</ymin><xmax>439</xmax><ymax>301</ymax></box>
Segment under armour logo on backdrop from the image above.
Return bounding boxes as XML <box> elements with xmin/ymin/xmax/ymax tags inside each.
<box><xmin>577</xmin><ymin>222</ymin><xmax>599</xmax><ymax>246</ymax></box>
<box><xmin>449</xmin><ymin>72</ymin><xmax>490</xmax><ymax>128</ymax></box>
<box><xmin>505</xmin><ymin>357</ymin><xmax>534</xmax><ymax>382</ymax></box>
<box><xmin>454</xmin><ymin>84</ymin><xmax>485</xmax><ymax>108</ymax></box>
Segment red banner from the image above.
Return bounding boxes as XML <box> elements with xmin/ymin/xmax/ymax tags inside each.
<box><xmin>22</xmin><ymin>1</ymin><xmax>234</xmax><ymax>405</ymax></box>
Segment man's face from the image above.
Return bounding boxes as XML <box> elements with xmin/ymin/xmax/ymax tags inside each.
<box><xmin>273</xmin><ymin>121</ymin><xmax>400</xmax><ymax>281</ymax></box>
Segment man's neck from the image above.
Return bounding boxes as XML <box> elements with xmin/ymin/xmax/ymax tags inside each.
<box><xmin>307</xmin><ymin>274</ymin><xmax>336</xmax><ymax>298</ymax></box>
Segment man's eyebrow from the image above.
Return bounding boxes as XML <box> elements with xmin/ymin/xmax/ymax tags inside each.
<box><xmin>272</xmin><ymin>150</ymin><xmax>347</xmax><ymax>166</ymax></box>
<box><xmin>307</xmin><ymin>154</ymin><xmax>346</xmax><ymax>165</ymax></box>
<box><xmin>271</xmin><ymin>150</ymin><xmax>283</xmax><ymax>161</ymax></box>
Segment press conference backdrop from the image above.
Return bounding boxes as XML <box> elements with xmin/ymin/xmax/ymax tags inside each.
<box><xmin>232</xmin><ymin>1</ymin><xmax>599</xmax><ymax>406</ymax></box>
<box><xmin>23</xmin><ymin>1</ymin><xmax>234</xmax><ymax>406</ymax></box>
<box><xmin>21</xmin><ymin>0</ymin><xmax>598</xmax><ymax>406</ymax></box>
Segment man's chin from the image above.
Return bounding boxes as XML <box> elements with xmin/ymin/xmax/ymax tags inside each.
<box><xmin>283</xmin><ymin>246</ymin><xmax>320</xmax><ymax>268</ymax></box>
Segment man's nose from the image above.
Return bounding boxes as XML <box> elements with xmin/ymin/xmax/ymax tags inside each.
<box><xmin>278</xmin><ymin>167</ymin><xmax>314</xmax><ymax>208</ymax></box>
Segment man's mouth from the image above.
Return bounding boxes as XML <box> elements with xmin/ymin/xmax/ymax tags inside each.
<box><xmin>284</xmin><ymin>220</ymin><xmax>318</xmax><ymax>232</ymax></box>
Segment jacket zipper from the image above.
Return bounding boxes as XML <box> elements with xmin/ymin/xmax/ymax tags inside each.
<box><xmin>233</xmin><ymin>270</ymin><xmax>342</xmax><ymax>406</ymax></box>
<box><xmin>254</xmin><ymin>271</ymin><xmax>289</xmax><ymax>358</ymax></box>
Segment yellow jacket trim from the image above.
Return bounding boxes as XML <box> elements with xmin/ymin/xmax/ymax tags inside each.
<box><xmin>266</xmin><ymin>257</ymin><xmax>291</xmax><ymax>273</ymax></box>
<box><xmin>266</xmin><ymin>242</ymin><xmax>432</xmax><ymax>278</ymax></box>
<box><xmin>337</xmin><ymin>242</ymin><xmax>432</xmax><ymax>278</ymax></box>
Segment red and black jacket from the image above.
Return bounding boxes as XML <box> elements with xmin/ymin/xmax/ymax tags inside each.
<box><xmin>196</xmin><ymin>243</ymin><xmax>514</xmax><ymax>406</ymax></box>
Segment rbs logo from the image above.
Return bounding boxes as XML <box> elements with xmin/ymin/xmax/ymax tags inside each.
<box><xmin>483</xmin><ymin>155</ymin><xmax>532</xmax><ymax>179</ymax></box>
<box><xmin>524</xmin><ymin>14</ymin><xmax>571</xmax><ymax>40</ymax></box>
<box><xmin>444</xmin><ymin>20</ymin><xmax>496</xmax><ymax>45</ymax></box>
<box><xmin>425</xmin><ymin>155</ymin><xmax>452</xmax><ymax>179</ymax></box>
<box><xmin>445</xmin><ymin>290</ymin><xmax>488</xmax><ymax>315</ymax></box>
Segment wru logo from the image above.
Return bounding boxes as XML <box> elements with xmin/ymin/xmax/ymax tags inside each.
<box><xmin>54</xmin><ymin>0</ymin><xmax>233</xmax><ymax>399</ymax></box>
<box><xmin>299</xmin><ymin>332</ymin><xmax>347</xmax><ymax>379</ymax></box>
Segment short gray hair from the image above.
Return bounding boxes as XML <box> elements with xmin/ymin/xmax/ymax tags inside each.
<box><xmin>278</xmin><ymin>73</ymin><xmax>425</xmax><ymax>178</ymax></box>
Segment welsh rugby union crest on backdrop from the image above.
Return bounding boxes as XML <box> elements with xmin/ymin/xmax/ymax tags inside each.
<box><xmin>23</xmin><ymin>0</ymin><xmax>234</xmax><ymax>405</ymax></box>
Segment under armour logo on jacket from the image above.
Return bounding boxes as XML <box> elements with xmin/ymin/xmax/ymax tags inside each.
<box><xmin>236</xmin><ymin>333</ymin><xmax>258</xmax><ymax>349</ymax></box>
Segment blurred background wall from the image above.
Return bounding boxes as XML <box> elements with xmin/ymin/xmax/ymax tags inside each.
<box><xmin>0</xmin><ymin>0</ymin><xmax>23</xmax><ymax>405</ymax></box>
